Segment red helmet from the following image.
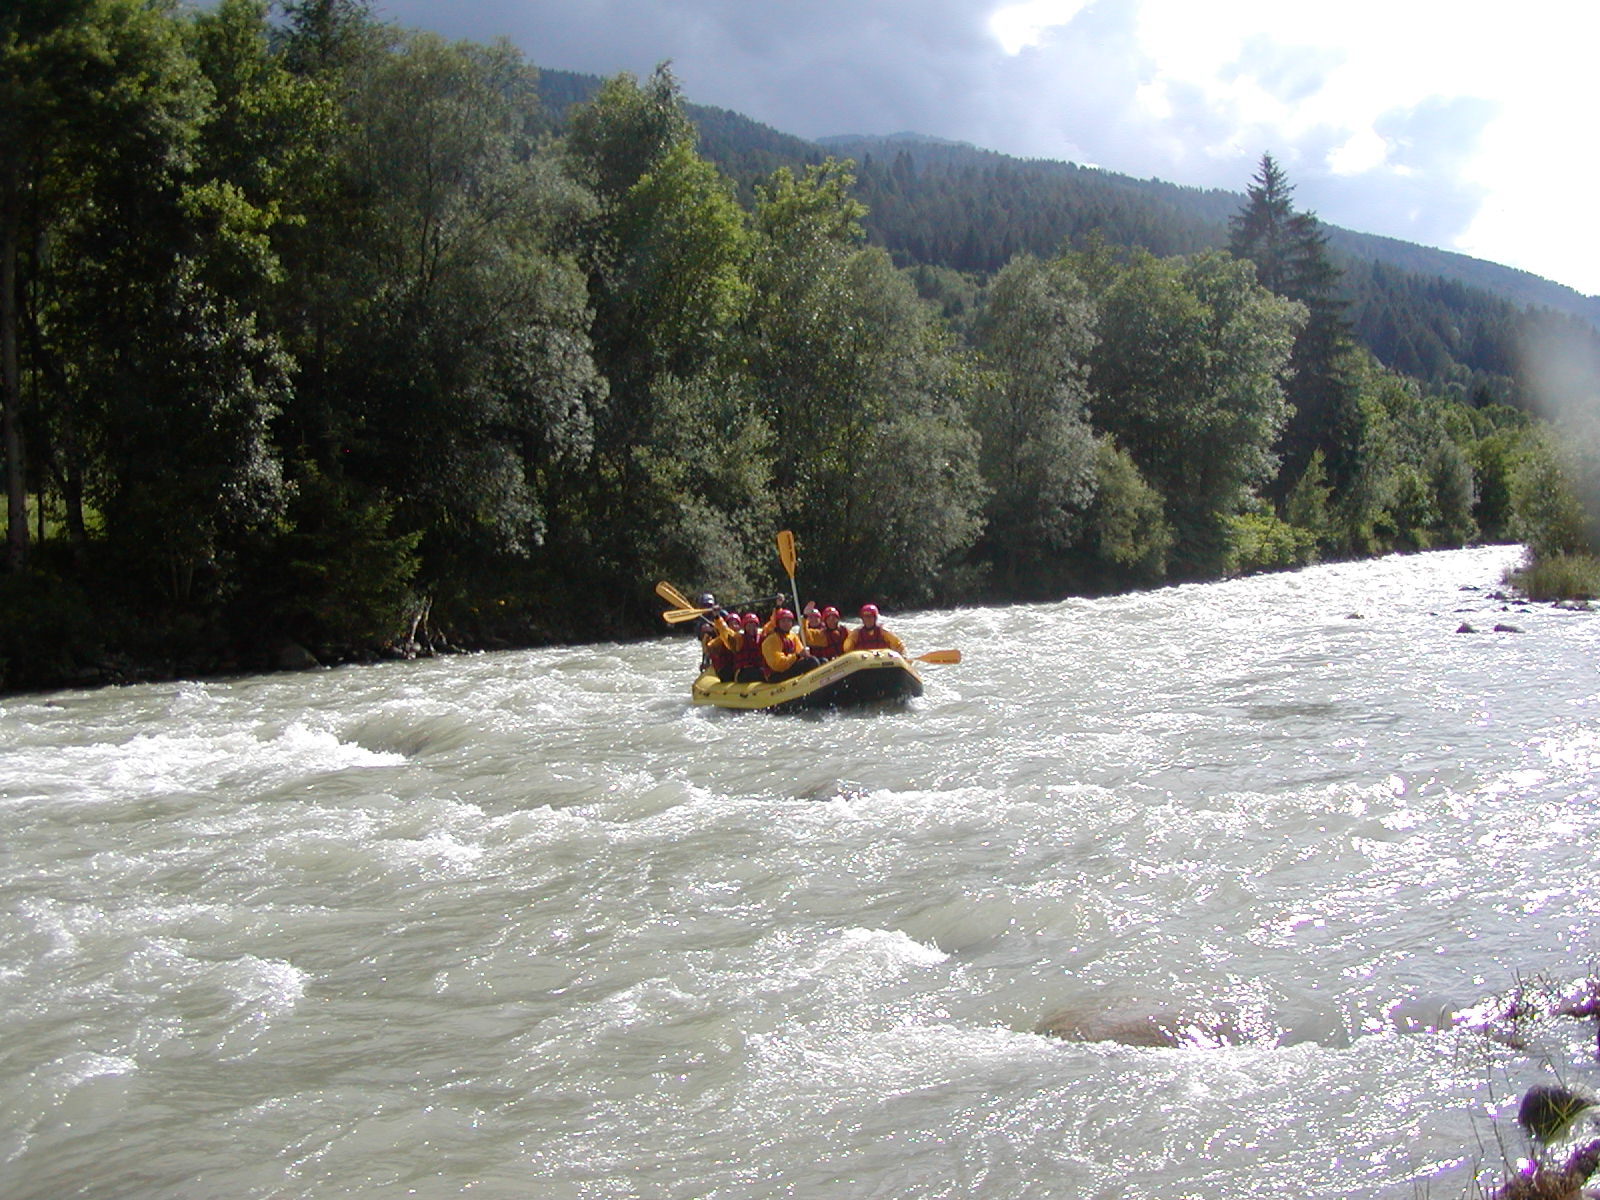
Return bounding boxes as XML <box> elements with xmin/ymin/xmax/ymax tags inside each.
<box><xmin>822</xmin><ymin>606</ymin><xmax>840</xmax><ymax>621</ymax></box>
<box><xmin>741</xmin><ymin>612</ymin><xmax>760</xmax><ymax>628</ymax></box>
<box><xmin>859</xmin><ymin>603</ymin><xmax>879</xmax><ymax>620</ymax></box>
<box><xmin>775</xmin><ymin>608</ymin><xmax>795</xmax><ymax>623</ymax></box>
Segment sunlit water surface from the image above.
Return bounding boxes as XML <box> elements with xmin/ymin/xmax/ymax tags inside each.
<box><xmin>4</xmin><ymin>545</ymin><xmax>1599</xmax><ymax>1199</ymax></box>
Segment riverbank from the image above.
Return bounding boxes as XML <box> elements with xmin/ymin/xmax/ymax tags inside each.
<box><xmin>6</xmin><ymin>541</ymin><xmax>1570</xmax><ymax>696</ymax></box>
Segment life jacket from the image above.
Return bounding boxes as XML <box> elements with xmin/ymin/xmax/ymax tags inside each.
<box><xmin>761</xmin><ymin>629</ymin><xmax>805</xmax><ymax>680</ymax></box>
<box><xmin>732</xmin><ymin>629</ymin><xmax>764</xmax><ymax>673</ymax></box>
<box><xmin>697</xmin><ymin>618</ymin><xmax>727</xmax><ymax>671</ymax></box>
<box><xmin>705</xmin><ymin>636</ymin><xmax>734</xmax><ymax>675</ymax></box>
<box><xmin>815</xmin><ymin>624</ymin><xmax>847</xmax><ymax>660</ymax></box>
<box><xmin>852</xmin><ymin>624</ymin><xmax>892</xmax><ymax>650</ymax></box>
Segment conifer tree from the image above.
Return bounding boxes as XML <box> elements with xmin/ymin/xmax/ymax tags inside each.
<box><xmin>1229</xmin><ymin>154</ymin><xmax>1360</xmax><ymax>496</ymax></box>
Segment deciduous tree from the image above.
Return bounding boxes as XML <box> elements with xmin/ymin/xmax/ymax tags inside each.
<box><xmin>970</xmin><ymin>254</ymin><xmax>1098</xmax><ymax>591</ymax></box>
<box><xmin>1083</xmin><ymin>249</ymin><xmax>1302</xmax><ymax>576</ymax></box>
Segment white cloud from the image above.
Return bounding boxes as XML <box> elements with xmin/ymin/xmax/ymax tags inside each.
<box><xmin>1105</xmin><ymin>0</ymin><xmax>1600</xmax><ymax>293</ymax></box>
<box><xmin>1326</xmin><ymin>129</ymin><xmax>1386</xmax><ymax>177</ymax></box>
<box><xmin>988</xmin><ymin>0</ymin><xmax>1090</xmax><ymax>54</ymax></box>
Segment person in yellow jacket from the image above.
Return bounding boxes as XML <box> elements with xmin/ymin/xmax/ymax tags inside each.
<box><xmin>842</xmin><ymin>603</ymin><xmax>906</xmax><ymax>655</ymax></box>
<box><xmin>760</xmin><ymin>609</ymin><xmax>822</xmax><ymax>682</ymax></box>
<box><xmin>721</xmin><ymin>612</ymin><xmax>768</xmax><ymax>683</ymax></box>
<box><xmin>801</xmin><ymin>602</ymin><xmax>849</xmax><ymax>661</ymax></box>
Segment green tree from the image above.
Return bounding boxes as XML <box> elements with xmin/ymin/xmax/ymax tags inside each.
<box><xmin>1285</xmin><ymin>448</ymin><xmax>1334</xmax><ymax>554</ymax></box>
<box><xmin>235</xmin><ymin>462</ymin><xmax>421</xmax><ymax>653</ymax></box>
<box><xmin>1079</xmin><ymin>436</ymin><xmax>1172</xmax><ymax>587</ymax></box>
<box><xmin>743</xmin><ymin>161</ymin><xmax>985</xmax><ymax>601</ymax></box>
<box><xmin>1323</xmin><ymin>350</ymin><xmax>1400</xmax><ymax>555</ymax></box>
<box><xmin>8</xmin><ymin>0</ymin><xmax>291</xmax><ymax>606</ymax></box>
<box><xmin>276</xmin><ymin>0</ymin><xmax>381</xmax><ymax>79</ymax></box>
<box><xmin>1511</xmin><ymin>428</ymin><xmax>1592</xmax><ymax>559</ymax></box>
<box><xmin>1</xmin><ymin>0</ymin><xmax>209</xmax><ymax>568</ymax></box>
<box><xmin>296</xmin><ymin>31</ymin><xmax>604</xmax><ymax>585</ymax></box>
<box><xmin>1229</xmin><ymin>153</ymin><xmax>1360</xmax><ymax>494</ymax></box>
<box><xmin>1082</xmin><ymin>249</ymin><xmax>1303</xmax><ymax>577</ymax></box>
<box><xmin>559</xmin><ymin>66</ymin><xmax>757</xmax><ymax>593</ymax></box>
<box><xmin>1356</xmin><ymin>363</ymin><xmax>1480</xmax><ymax>550</ymax></box>
<box><xmin>970</xmin><ymin>253</ymin><xmax>1099</xmax><ymax>591</ymax></box>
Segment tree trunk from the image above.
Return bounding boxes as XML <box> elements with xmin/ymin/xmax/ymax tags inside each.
<box><xmin>1</xmin><ymin>178</ymin><xmax>29</xmax><ymax>571</ymax></box>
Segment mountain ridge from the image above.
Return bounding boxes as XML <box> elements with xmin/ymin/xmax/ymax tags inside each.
<box><xmin>534</xmin><ymin>67</ymin><xmax>1600</xmax><ymax>334</ymax></box>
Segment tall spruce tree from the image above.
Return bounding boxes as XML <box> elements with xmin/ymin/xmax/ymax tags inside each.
<box><xmin>1229</xmin><ymin>154</ymin><xmax>1360</xmax><ymax>496</ymax></box>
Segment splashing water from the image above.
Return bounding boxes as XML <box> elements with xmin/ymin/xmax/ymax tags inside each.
<box><xmin>2</xmin><ymin>545</ymin><xmax>1597</xmax><ymax>1198</ymax></box>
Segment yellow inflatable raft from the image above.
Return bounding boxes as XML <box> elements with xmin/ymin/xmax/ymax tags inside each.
<box><xmin>691</xmin><ymin>649</ymin><xmax>923</xmax><ymax>711</ymax></box>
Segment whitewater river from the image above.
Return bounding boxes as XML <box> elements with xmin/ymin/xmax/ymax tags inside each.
<box><xmin>4</xmin><ymin>544</ymin><xmax>1599</xmax><ymax>1199</ymax></box>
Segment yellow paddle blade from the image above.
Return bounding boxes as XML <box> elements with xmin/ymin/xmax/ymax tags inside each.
<box><xmin>655</xmin><ymin>580</ymin><xmax>693</xmax><ymax>610</ymax></box>
<box><xmin>661</xmin><ymin>606</ymin><xmax>713</xmax><ymax>624</ymax></box>
<box><xmin>776</xmin><ymin>529</ymin><xmax>797</xmax><ymax>577</ymax></box>
<box><xmin>913</xmin><ymin>649</ymin><xmax>961</xmax><ymax>664</ymax></box>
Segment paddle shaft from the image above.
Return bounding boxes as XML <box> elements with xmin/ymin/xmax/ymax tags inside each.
<box><xmin>662</xmin><ymin>594</ymin><xmax>788</xmax><ymax>624</ymax></box>
<box><xmin>775</xmin><ymin>531</ymin><xmax>800</xmax><ymax>623</ymax></box>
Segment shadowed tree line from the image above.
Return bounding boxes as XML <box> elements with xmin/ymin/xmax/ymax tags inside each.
<box><xmin>0</xmin><ymin>0</ymin><xmax>1590</xmax><ymax>690</ymax></box>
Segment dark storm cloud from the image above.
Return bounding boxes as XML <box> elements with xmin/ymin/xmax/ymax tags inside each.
<box><xmin>373</xmin><ymin>0</ymin><xmax>1010</xmax><ymax>140</ymax></box>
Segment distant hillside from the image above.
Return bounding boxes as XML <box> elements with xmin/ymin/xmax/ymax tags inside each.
<box><xmin>1322</xmin><ymin>227</ymin><xmax>1600</xmax><ymax>326</ymax></box>
<box><xmin>820</xmin><ymin>134</ymin><xmax>1600</xmax><ymax>326</ymax></box>
<box><xmin>534</xmin><ymin>67</ymin><xmax>1600</xmax><ymax>405</ymax></box>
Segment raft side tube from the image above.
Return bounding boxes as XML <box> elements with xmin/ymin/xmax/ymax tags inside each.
<box><xmin>690</xmin><ymin>649</ymin><xmax>923</xmax><ymax>711</ymax></box>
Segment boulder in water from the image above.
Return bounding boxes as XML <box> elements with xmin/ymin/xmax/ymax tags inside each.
<box><xmin>271</xmin><ymin>639</ymin><xmax>320</xmax><ymax>671</ymax></box>
<box><xmin>1518</xmin><ymin>1084</ymin><xmax>1594</xmax><ymax>1145</ymax></box>
<box><xmin>1037</xmin><ymin>1004</ymin><xmax>1264</xmax><ymax>1049</ymax></box>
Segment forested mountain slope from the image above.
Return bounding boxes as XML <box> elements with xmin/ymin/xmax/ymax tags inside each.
<box><xmin>537</xmin><ymin>68</ymin><xmax>1597</xmax><ymax>409</ymax></box>
<box><xmin>821</xmin><ymin>132</ymin><xmax>1600</xmax><ymax>327</ymax></box>
<box><xmin>810</xmin><ymin>136</ymin><xmax>1598</xmax><ymax>408</ymax></box>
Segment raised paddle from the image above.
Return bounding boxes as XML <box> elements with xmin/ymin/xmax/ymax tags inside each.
<box><xmin>913</xmin><ymin>649</ymin><xmax>961</xmax><ymax>664</ymax></box>
<box><xmin>776</xmin><ymin>530</ymin><xmax>800</xmax><ymax>621</ymax></box>
<box><xmin>660</xmin><ymin>605</ymin><xmax>714</xmax><ymax>624</ymax></box>
<box><xmin>655</xmin><ymin>580</ymin><xmax>694</xmax><ymax>610</ymax></box>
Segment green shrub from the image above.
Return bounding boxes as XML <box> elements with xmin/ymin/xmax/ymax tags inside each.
<box><xmin>1285</xmin><ymin>450</ymin><xmax>1333</xmax><ymax>555</ymax></box>
<box><xmin>234</xmin><ymin>466</ymin><xmax>422</xmax><ymax>653</ymax></box>
<box><xmin>1509</xmin><ymin>552</ymin><xmax>1600</xmax><ymax>601</ymax></box>
<box><xmin>1083</xmin><ymin>438</ymin><xmax>1172</xmax><ymax>583</ymax></box>
<box><xmin>1511</xmin><ymin>436</ymin><xmax>1593</xmax><ymax>560</ymax></box>
<box><xmin>0</xmin><ymin>570</ymin><xmax>104</xmax><ymax>689</ymax></box>
<box><xmin>1222</xmin><ymin>510</ymin><xmax>1316</xmax><ymax>576</ymax></box>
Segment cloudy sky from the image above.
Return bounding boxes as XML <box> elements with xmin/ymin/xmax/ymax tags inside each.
<box><xmin>375</xmin><ymin>0</ymin><xmax>1599</xmax><ymax>297</ymax></box>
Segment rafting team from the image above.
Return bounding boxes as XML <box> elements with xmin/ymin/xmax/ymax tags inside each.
<box><xmin>691</xmin><ymin>594</ymin><xmax>906</xmax><ymax>684</ymax></box>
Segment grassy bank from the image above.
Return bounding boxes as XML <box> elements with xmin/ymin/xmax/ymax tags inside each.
<box><xmin>1507</xmin><ymin>551</ymin><xmax>1600</xmax><ymax>603</ymax></box>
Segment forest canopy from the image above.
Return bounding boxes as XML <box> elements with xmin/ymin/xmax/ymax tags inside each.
<box><xmin>2</xmin><ymin>0</ymin><xmax>1594</xmax><ymax>690</ymax></box>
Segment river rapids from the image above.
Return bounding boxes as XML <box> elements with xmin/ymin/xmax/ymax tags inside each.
<box><xmin>3</xmin><ymin>544</ymin><xmax>1599</xmax><ymax>1198</ymax></box>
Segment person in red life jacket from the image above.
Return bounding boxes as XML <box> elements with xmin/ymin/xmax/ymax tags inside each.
<box><xmin>758</xmin><ymin>593</ymin><xmax>790</xmax><ymax>638</ymax></box>
<box><xmin>704</xmin><ymin>618</ymin><xmax>736</xmax><ymax>681</ymax></box>
<box><xmin>842</xmin><ymin>603</ymin><xmax>906</xmax><ymax>655</ymax></box>
<box><xmin>692</xmin><ymin>592</ymin><xmax>736</xmax><ymax>679</ymax></box>
<box><xmin>760</xmin><ymin>608</ymin><xmax>822</xmax><ymax>682</ymax></box>
<box><xmin>722</xmin><ymin>612</ymin><xmax>767</xmax><ymax>683</ymax></box>
<box><xmin>802</xmin><ymin>602</ymin><xmax>849</xmax><ymax>661</ymax></box>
